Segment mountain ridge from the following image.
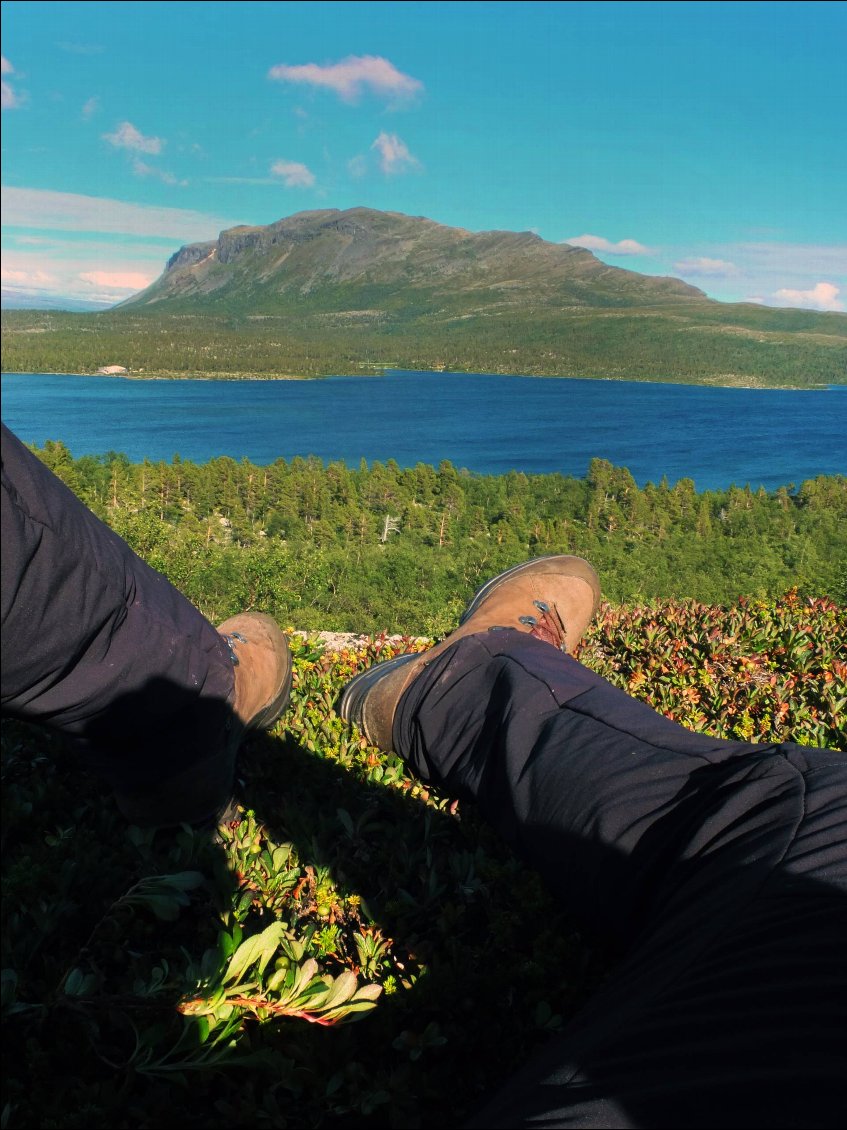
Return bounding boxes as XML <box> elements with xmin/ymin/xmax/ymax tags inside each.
<box><xmin>3</xmin><ymin>208</ymin><xmax>844</xmax><ymax>387</ymax></box>
<box><xmin>122</xmin><ymin>206</ymin><xmax>707</xmax><ymax>313</ymax></box>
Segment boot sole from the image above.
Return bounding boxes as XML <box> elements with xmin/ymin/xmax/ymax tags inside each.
<box><xmin>252</xmin><ymin>652</ymin><xmax>293</xmax><ymax>731</ymax></box>
<box><xmin>338</xmin><ymin>651</ymin><xmax>421</xmax><ymax>727</ymax></box>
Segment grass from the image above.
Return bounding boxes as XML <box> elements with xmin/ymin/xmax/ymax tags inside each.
<box><xmin>2</xmin><ymin>592</ymin><xmax>845</xmax><ymax>1128</ymax></box>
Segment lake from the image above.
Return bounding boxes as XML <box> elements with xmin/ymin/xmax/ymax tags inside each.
<box><xmin>2</xmin><ymin>370</ymin><xmax>845</xmax><ymax>492</ymax></box>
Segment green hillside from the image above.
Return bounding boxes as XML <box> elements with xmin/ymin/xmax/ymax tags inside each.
<box><xmin>3</xmin><ymin>209</ymin><xmax>845</xmax><ymax>386</ymax></box>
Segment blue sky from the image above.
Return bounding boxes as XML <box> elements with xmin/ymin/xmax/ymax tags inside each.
<box><xmin>2</xmin><ymin>0</ymin><xmax>845</xmax><ymax>310</ymax></box>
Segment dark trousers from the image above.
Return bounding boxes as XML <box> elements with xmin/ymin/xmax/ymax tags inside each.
<box><xmin>395</xmin><ymin>631</ymin><xmax>847</xmax><ymax>1128</ymax></box>
<box><xmin>1</xmin><ymin>423</ymin><xmax>236</xmax><ymax>822</ymax></box>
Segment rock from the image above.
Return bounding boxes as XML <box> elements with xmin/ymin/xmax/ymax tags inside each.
<box><xmin>292</xmin><ymin>630</ymin><xmax>431</xmax><ymax>653</ymax></box>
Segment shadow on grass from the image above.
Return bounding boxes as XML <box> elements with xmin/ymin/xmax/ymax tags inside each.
<box><xmin>9</xmin><ymin>653</ymin><xmax>841</xmax><ymax>1130</ymax></box>
<box><xmin>0</xmin><ymin>700</ymin><xmax>601</xmax><ymax>1130</ymax></box>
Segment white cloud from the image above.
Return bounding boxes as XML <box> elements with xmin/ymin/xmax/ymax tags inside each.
<box><xmin>270</xmin><ymin>159</ymin><xmax>316</xmax><ymax>188</ymax></box>
<box><xmin>103</xmin><ymin>121</ymin><xmax>163</xmax><ymax>155</ymax></box>
<box><xmin>371</xmin><ymin>131</ymin><xmax>421</xmax><ymax>175</ymax></box>
<box><xmin>672</xmin><ymin>242</ymin><xmax>847</xmax><ymax>306</ymax></box>
<box><xmin>2</xmin><ymin>244</ymin><xmax>160</xmax><ymax>306</ymax></box>
<box><xmin>347</xmin><ymin>154</ymin><xmax>368</xmax><ymax>179</ymax></box>
<box><xmin>6</xmin><ymin>234</ymin><xmax>172</xmax><ymax>259</ymax></box>
<box><xmin>206</xmin><ymin>176</ymin><xmax>276</xmax><ymax>186</ymax></box>
<box><xmin>1</xmin><ymin>250</ymin><xmax>154</xmax><ymax>307</ymax></box>
<box><xmin>1</xmin><ymin>55</ymin><xmax>20</xmax><ymax>110</ymax></box>
<box><xmin>1</xmin><ymin>186</ymin><xmax>239</xmax><ymax>240</ymax></box>
<box><xmin>82</xmin><ymin>96</ymin><xmax>100</xmax><ymax>120</ymax></box>
<box><xmin>132</xmin><ymin>158</ymin><xmax>188</xmax><ymax>187</ymax></box>
<box><xmin>735</xmin><ymin>242</ymin><xmax>847</xmax><ymax>277</ymax></box>
<box><xmin>674</xmin><ymin>256</ymin><xmax>740</xmax><ymax>277</ymax></box>
<box><xmin>78</xmin><ymin>270</ymin><xmax>154</xmax><ymax>291</ymax></box>
<box><xmin>1</xmin><ymin>267</ymin><xmax>57</xmax><ymax>285</ymax></box>
<box><xmin>770</xmin><ymin>281</ymin><xmax>844</xmax><ymax>312</ymax></box>
<box><xmin>8</xmin><ymin>235</ymin><xmax>55</xmax><ymax>246</ymax></box>
<box><xmin>268</xmin><ymin>54</ymin><xmax>423</xmax><ymax>104</ymax></box>
<box><xmin>563</xmin><ymin>233</ymin><xmax>651</xmax><ymax>256</ymax></box>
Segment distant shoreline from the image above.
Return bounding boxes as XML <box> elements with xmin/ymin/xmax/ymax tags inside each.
<box><xmin>1</xmin><ymin>368</ymin><xmax>841</xmax><ymax>392</ymax></box>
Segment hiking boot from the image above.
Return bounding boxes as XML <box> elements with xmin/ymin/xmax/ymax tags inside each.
<box><xmin>218</xmin><ymin>611</ymin><xmax>293</xmax><ymax>735</ymax></box>
<box><xmin>115</xmin><ymin>613</ymin><xmax>292</xmax><ymax>827</ymax></box>
<box><xmin>339</xmin><ymin>555</ymin><xmax>600</xmax><ymax>752</ymax></box>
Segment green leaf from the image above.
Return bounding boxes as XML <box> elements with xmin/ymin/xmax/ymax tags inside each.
<box><xmin>159</xmin><ymin>871</ymin><xmax>206</xmax><ymax>891</ymax></box>
<box><xmin>272</xmin><ymin>844</ymin><xmax>295</xmax><ymax>871</ymax></box>
<box><xmin>192</xmin><ymin>1015</ymin><xmax>212</xmax><ymax>1044</ymax></box>
<box><xmin>146</xmin><ymin>894</ymin><xmax>183</xmax><ymax>922</ymax></box>
<box><xmin>223</xmin><ymin>922</ymin><xmax>285</xmax><ymax>985</ymax></box>
<box><xmin>63</xmin><ymin>967</ymin><xmax>98</xmax><ymax>996</ymax></box>
<box><xmin>317</xmin><ymin>969</ymin><xmax>357</xmax><ymax>1011</ymax></box>
<box><xmin>119</xmin><ymin>872</ymin><xmax>205</xmax><ymax>920</ymax></box>
<box><xmin>352</xmin><ymin>983</ymin><xmax>383</xmax><ymax>1002</ymax></box>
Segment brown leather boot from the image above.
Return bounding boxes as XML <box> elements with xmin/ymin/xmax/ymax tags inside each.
<box><xmin>115</xmin><ymin>613</ymin><xmax>292</xmax><ymax>827</ymax></box>
<box><xmin>339</xmin><ymin>555</ymin><xmax>600</xmax><ymax>752</ymax></box>
<box><xmin>218</xmin><ymin>611</ymin><xmax>293</xmax><ymax>735</ymax></box>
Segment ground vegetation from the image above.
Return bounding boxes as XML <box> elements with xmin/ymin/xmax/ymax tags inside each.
<box><xmin>2</xmin><ymin>449</ymin><xmax>845</xmax><ymax>1127</ymax></box>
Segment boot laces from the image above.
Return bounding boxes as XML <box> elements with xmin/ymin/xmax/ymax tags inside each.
<box><xmin>518</xmin><ymin>600</ymin><xmax>568</xmax><ymax>650</ymax></box>
<box><xmin>222</xmin><ymin>631</ymin><xmax>248</xmax><ymax>666</ymax></box>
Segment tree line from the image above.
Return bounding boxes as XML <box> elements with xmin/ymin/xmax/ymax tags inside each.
<box><xmin>33</xmin><ymin>441</ymin><xmax>847</xmax><ymax>634</ymax></box>
<box><xmin>4</xmin><ymin>308</ymin><xmax>846</xmax><ymax>386</ymax></box>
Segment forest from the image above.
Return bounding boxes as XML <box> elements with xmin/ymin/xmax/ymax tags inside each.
<box><xmin>3</xmin><ymin>305</ymin><xmax>846</xmax><ymax>387</ymax></box>
<box><xmin>33</xmin><ymin>442</ymin><xmax>847</xmax><ymax>629</ymax></box>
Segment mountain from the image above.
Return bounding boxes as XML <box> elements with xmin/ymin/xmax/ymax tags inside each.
<box><xmin>119</xmin><ymin>207</ymin><xmax>706</xmax><ymax>315</ymax></box>
<box><xmin>3</xmin><ymin>209</ymin><xmax>845</xmax><ymax>386</ymax></box>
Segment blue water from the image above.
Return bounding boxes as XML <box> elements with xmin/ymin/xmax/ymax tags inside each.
<box><xmin>2</xmin><ymin>370</ymin><xmax>845</xmax><ymax>492</ymax></box>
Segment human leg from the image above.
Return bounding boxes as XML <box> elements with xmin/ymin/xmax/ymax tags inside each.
<box><xmin>341</xmin><ymin>560</ymin><xmax>847</xmax><ymax>1127</ymax></box>
<box><xmin>1</xmin><ymin>423</ymin><xmax>291</xmax><ymax>825</ymax></box>
<box><xmin>397</xmin><ymin>632</ymin><xmax>846</xmax><ymax>1127</ymax></box>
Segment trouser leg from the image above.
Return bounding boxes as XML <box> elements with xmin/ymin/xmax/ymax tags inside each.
<box><xmin>1</xmin><ymin>423</ymin><xmax>237</xmax><ymax>823</ymax></box>
<box><xmin>394</xmin><ymin>629</ymin><xmax>847</xmax><ymax>1128</ymax></box>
